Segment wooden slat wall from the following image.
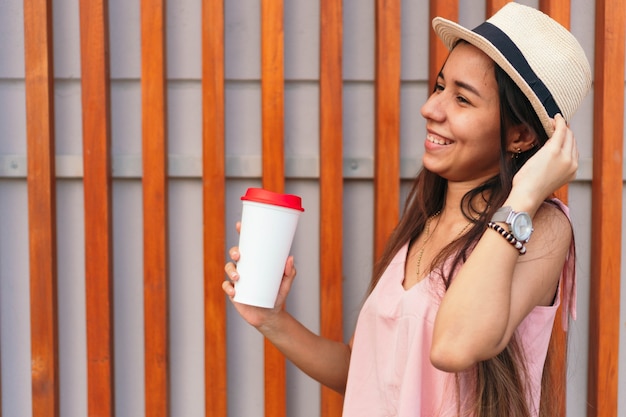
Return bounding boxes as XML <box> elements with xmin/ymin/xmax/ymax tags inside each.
<box><xmin>141</xmin><ymin>0</ymin><xmax>170</xmax><ymax>416</ymax></box>
<box><xmin>15</xmin><ymin>1</ymin><xmax>625</xmax><ymax>416</ymax></box>
<box><xmin>486</xmin><ymin>0</ymin><xmax>510</xmax><ymax>16</ymax></box>
<box><xmin>319</xmin><ymin>0</ymin><xmax>344</xmax><ymax>416</ymax></box>
<box><xmin>78</xmin><ymin>0</ymin><xmax>115</xmax><ymax>416</ymax></box>
<box><xmin>588</xmin><ymin>1</ymin><xmax>625</xmax><ymax>417</ymax></box>
<box><xmin>428</xmin><ymin>0</ymin><xmax>458</xmax><ymax>89</ymax></box>
<box><xmin>260</xmin><ymin>1</ymin><xmax>287</xmax><ymax>416</ymax></box>
<box><xmin>203</xmin><ymin>0</ymin><xmax>227</xmax><ymax>416</ymax></box>
<box><xmin>23</xmin><ymin>0</ymin><xmax>59</xmax><ymax>416</ymax></box>
<box><xmin>538</xmin><ymin>2</ymin><xmax>571</xmax><ymax>416</ymax></box>
<box><xmin>374</xmin><ymin>0</ymin><xmax>401</xmax><ymax>259</ymax></box>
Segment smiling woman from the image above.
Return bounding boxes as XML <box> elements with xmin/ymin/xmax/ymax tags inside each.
<box><xmin>421</xmin><ymin>42</ymin><xmax>503</xmax><ymax>183</ymax></box>
<box><xmin>223</xmin><ymin>3</ymin><xmax>591</xmax><ymax>417</ymax></box>
<box><xmin>2</xmin><ymin>0</ymin><xmax>622</xmax><ymax>416</ymax></box>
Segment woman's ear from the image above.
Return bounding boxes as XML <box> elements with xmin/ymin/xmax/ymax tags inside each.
<box><xmin>506</xmin><ymin>124</ymin><xmax>537</xmax><ymax>154</ymax></box>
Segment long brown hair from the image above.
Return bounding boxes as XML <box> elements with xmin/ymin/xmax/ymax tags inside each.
<box><xmin>369</xmin><ymin>43</ymin><xmax>572</xmax><ymax>417</ymax></box>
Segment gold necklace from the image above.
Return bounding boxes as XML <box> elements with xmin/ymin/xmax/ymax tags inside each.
<box><xmin>415</xmin><ymin>212</ymin><xmax>439</xmax><ymax>277</ymax></box>
<box><xmin>415</xmin><ymin>213</ymin><xmax>472</xmax><ymax>277</ymax></box>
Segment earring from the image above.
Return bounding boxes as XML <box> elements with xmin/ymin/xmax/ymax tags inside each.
<box><xmin>512</xmin><ymin>147</ymin><xmax>522</xmax><ymax>159</ymax></box>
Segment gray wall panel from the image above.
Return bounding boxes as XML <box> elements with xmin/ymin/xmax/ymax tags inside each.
<box><xmin>0</xmin><ymin>81</ymin><xmax>26</xmax><ymax>152</ymax></box>
<box><xmin>284</xmin><ymin>0</ymin><xmax>320</xmax><ymax>80</ymax></box>
<box><xmin>112</xmin><ymin>179</ymin><xmax>145</xmax><ymax>417</ymax></box>
<box><xmin>57</xmin><ymin>179</ymin><xmax>87</xmax><ymax>417</ymax></box>
<box><xmin>225</xmin><ymin>0</ymin><xmax>261</xmax><ymax>80</ymax></box>
<box><xmin>52</xmin><ymin>0</ymin><xmax>81</xmax><ymax>79</ymax></box>
<box><xmin>0</xmin><ymin>181</ymin><xmax>32</xmax><ymax>417</ymax></box>
<box><xmin>109</xmin><ymin>0</ymin><xmax>141</xmax><ymax>79</ymax></box>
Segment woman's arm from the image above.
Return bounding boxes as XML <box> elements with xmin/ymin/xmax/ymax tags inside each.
<box><xmin>254</xmin><ymin>307</ymin><xmax>352</xmax><ymax>393</ymax></box>
<box><xmin>431</xmin><ymin>115</ymin><xmax>577</xmax><ymax>372</ymax></box>
<box><xmin>224</xmin><ymin>251</ymin><xmax>351</xmax><ymax>393</ymax></box>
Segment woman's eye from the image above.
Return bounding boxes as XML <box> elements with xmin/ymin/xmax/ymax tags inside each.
<box><xmin>433</xmin><ymin>83</ymin><xmax>444</xmax><ymax>93</ymax></box>
<box><xmin>456</xmin><ymin>95</ymin><xmax>470</xmax><ymax>104</ymax></box>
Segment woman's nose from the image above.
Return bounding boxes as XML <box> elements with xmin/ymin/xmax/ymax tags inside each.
<box><xmin>420</xmin><ymin>93</ymin><xmax>445</xmax><ymax>122</ymax></box>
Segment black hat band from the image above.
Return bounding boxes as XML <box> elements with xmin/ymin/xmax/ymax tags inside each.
<box><xmin>472</xmin><ymin>22</ymin><xmax>562</xmax><ymax>118</ymax></box>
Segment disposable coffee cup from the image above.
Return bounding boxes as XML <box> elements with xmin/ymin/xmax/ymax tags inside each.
<box><xmin>233</xmin><ymin>188</ymin><xmax>304</xmax><ymax>308</ymax></box>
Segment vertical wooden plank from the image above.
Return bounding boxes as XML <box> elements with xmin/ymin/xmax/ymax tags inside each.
<box><xmin>428</xmin><ymin>0</ymin><xmax>458</xmax><ymax>93</ymax></box>
<box><xmin>203</xmin><ymin>0</ymin><xmax>227</xmax><ymax>416</ymax></box>
<box><xmin>588</xmin><ymin>0</ymin><xmax>625</xmax><ymax>416</ymax></box>
<box><xmin>23</xmin><ymin>0</ymin><xmax>59</xmax><ymax>416</ymax></box>
<box><xmin>536</xmin><ymin>3</ymin><xmax>570</xmax><ymax>416</ymax></box>
<box><xmin>319</xmin><ymin>0</ymin><xmax>343</xmax><ymax>416</ymax></box>
<box><xmin>539</xmin><ymin>0</ymin><xmax>570</xmax><ymax>28</ymax></box>
<box><xmin>543</xmin><ymin>310</ymin><xmax>568</xmax><ymax>415</ymax></box>
<box><xmin>485</xmin><ymin>0</ymin><xmax>509</xmax><ymax>17</ymax></box>
<box><xmin>261</xmin><ymin>0</ymin><xmax>285</xmax><ymax>192</ymax></box>
<box><xmin>261</xmin><ymin>1</ymin><xmax>286</xmax><ymax>416</ymax></box>
<box><xmin>141</xmin><ymin>0</ymin><xmax>170</xmax><ymax>415</ymax></box>
<box><xmin>78</xmin><ymin>0</ymin><xmax>115</xmax><ymax>415</ymax></box>
<box><xmin>537</xmin><ymin>0</ymin><xmax>571</xmax><ymax>211</ymax></box>
<box><xmin>374</xmin><ymin>0</ymin><xmax>401</xmax><ymax>260</ymax></box>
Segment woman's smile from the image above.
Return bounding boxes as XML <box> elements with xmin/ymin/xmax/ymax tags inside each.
<box><xmin>426</xmin><ymin>133</ymin><xmax>453</xmax><ymax>146</ymax></box>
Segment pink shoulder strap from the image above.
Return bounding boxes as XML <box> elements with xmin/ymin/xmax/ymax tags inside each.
<box><xmin>551</xmin><ymin>198</ymin><xmax>577</xmax><ymax>331</ymax></box>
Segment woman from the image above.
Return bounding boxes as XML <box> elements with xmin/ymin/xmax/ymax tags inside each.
<box><xmin>223</xmin><ymin>3</ymin><xmax>591</xmax><ymax>416</ymax></box>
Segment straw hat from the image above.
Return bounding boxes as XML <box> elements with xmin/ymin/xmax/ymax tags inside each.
<box><xmin>432</xmin><ymin>2</ymin><xmax>592</xmax><ymax>136</ymax></box>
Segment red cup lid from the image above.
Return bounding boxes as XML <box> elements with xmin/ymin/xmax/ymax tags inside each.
<box><xmin>241</xmin><ymin>188</ymin><xmax>304</xmax><ymax>212</ymax></box>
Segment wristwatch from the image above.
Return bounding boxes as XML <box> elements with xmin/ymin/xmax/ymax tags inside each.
<box><xmin>491</xmin><ymin>206</ymin><xmax>533</xmax><ymax>242</ymax></box>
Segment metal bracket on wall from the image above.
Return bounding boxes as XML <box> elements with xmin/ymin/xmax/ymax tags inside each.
<box><xmin>0</xmin><ymin>153</ymin><xmax>597</xmax><ymax>181</ymax></box>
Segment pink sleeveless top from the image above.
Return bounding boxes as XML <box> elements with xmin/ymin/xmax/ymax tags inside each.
<box><xmin>343</xmin><ymin>203</ymin><xmax>576</xmax><ymax>417</ymax></box>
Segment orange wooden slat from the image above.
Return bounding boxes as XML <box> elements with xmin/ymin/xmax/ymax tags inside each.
<box><xmin>203</xmin><ymin>0</ymin><xmax>227</xmax><ymax>415</ymax></box>
<box><xmin>541</xmin><ymin>314</ymin><xmax>567</xmax><ymax>416</ymax></box>
<box><xmin>78</xmin><ymin>0</ymin><xmax>115</xmax><ymax>415</ymax></box>
<box><xmin>261</xmin><ymin>0</ymin><xmax>285</xmax><ymax>193</ymax></box>
<box><xmin>536</xmin><ymin>3</ymin><xmax>571</xmax><ymax>416</ymax></box>
<box><xmin>23</xmin><ymin>0</ymin><xmax>60</xmax><ymax>416</ymax></box>
<box><xmin>539</xmin><ymin>0</ymin><xmax>570</xmax><ymax>27</ymax></box>
<box><xmin>141</xmin><ymin>0</ymin><xmax>170</xmax><ymax>415</ymax></box>
<box><xmin>428</xmin><ymin>0</ymin><xmax>458</xmax><ymax>92</ymax></box>
<box><xmin>588</xmin><ymin>0</ymin><xmax>625</xmax><ymax>416</ymax></box>
<box><xmin>261</xmin><ymin>1</ymin><xmax>287</xmax><ymax>416</ymax></box>
<box><xmin>537</xmin><ymin>0</ymin><xmax>571</xmax><ymax>214</ymax></box>
<box><xmin>485</xmin><ymin>0</ymin><xmax>510</xmax><ymax>17</ymax></box>
<box><xmin>319</xmin><ymin>0</ymin><xmax>344</xmax><ymax>415</ymax></box>
<box><xmin>374</xmin><ymin>0</ymin><xmax>401</xmax><ymax>260</ymax></box>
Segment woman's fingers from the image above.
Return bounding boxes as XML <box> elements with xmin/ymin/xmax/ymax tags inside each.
<box><xmin>224</xmin><ymin>261</ymin><xmax>239</xmax><ymax>281</ymax></box>
<box><xmin>228</xmin><ymin>246</ymin><xmax>240</xmax><ymax>262</ymax></box>
<box><xmin>550</xmin><ymin>114</ymin><xmax>566</xmax><ymax>145</ymax></box>
<box><xmin>271</xmin><ymin>256</ymin><xmax>297</xmax><ymax>307</ymax></box>
<box><xmin>222</xmin><ymin>279</ymin><xmax>235</xmax><ymax>297</ymax></box>
<box><xmin>552</xmin><ymin>114</ymin><xmax>578</xmax><ymax>164</ymax></box>
<box><xmin>225</xmin><ymin>246</ymin><xmax>240</xmax><ymax>279</ymax></box>
<box><xmin>512</xmin><ymin>114</ymin><xmax>581</xmax><ymax>203</ymax></box>
<box><xmin>284</xmin><ymin>255</ymin><xmax>295</xmax><ymax>276</ymax></box>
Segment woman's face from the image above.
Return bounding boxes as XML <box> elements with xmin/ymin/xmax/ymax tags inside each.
<box><xmin>420</xmin><ymin>42</ymin><xmax>503</xmax><ymax>185</ymax></box>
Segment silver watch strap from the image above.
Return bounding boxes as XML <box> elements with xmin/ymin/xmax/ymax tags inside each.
<box><xmin>491</xmin><ymin>206</ymin><xmax>512</xmax><ymax>223</ymax></box>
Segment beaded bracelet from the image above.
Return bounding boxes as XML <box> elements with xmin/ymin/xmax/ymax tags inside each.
<box><xmin>487</xmin><ymin>222</ymin><xmax>527</xmax><ymax>255</ymax></box>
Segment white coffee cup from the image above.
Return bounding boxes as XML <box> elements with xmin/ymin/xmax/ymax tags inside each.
<box><xmin>233</xmin><ymin>188</ymin><xmax>304</xmax><ymax>308</ymax></box>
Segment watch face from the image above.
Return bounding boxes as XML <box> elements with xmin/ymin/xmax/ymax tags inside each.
<box><xmin>512</xmin><ymin>213</ymin><xmax>533</xmax><ymax>242</ymax></box>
